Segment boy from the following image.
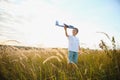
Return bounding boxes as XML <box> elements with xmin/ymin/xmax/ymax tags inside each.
<box><xmin>64</xmin><ymin>25</ymin><xmax>80</xmax><ymax>64</ymax></box>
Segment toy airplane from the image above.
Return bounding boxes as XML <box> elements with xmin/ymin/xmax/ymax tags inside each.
<box><xmin>55</xmin><ymin>21</ymin><xmax>74</xmax><ymax>29</ymax></box>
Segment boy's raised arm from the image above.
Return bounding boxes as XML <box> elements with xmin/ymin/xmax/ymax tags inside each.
<box><xmin>64</xmin><ymin>25</ymin><xmax>69</xmax><ymax>37</ymax></box>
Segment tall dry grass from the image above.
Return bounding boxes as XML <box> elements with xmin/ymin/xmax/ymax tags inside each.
<box><xmin>0</xmin><ymin>42</ymin><xmax>120</xmax><ymax>80</ymax></box>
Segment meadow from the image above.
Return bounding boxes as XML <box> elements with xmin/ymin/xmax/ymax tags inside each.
<box><xmin>0</xmin><ymin>44</ymin><xmax>120</xmax><ymax>80</ymax></box>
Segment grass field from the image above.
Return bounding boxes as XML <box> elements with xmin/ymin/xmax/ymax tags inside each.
<box><xmin>0</xmin><ymin>45</ymin><xmax>120</xmax><ymax>80</ymax></box>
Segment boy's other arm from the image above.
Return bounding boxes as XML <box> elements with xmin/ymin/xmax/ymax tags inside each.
<box><xmin>79</xmin><ymin>45</ymin><xmax>81</xmax><ymax>54</ymax></box>
<box><xmin>79</xmin><ymin>45</ymin><xmax>80</xmax><ymax>50</ymax></box>
<box><xmin>64</xmin><ymin>26</ymin><xmax>69</xmax><ymax>37</ymax></box>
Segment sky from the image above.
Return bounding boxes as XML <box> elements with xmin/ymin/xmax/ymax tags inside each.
<box><xmin>0</xmin><ymin>0</ymin><xmax>120</xmax><ymax>49</ymax></box>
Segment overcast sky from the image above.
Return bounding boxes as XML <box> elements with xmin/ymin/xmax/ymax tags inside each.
<box><xmin>0</xmin><ymin>0</ymin><xmax>120</xmax><ymax>49</ymax></box>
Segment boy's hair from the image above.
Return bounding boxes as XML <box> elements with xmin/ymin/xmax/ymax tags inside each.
<box><xmin>74</xmin><ymin>28</ymin><xmax>79</xmax><ymax>34</ymax></box>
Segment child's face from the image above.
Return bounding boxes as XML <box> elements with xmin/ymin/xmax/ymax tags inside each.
<box><xmin>72</xmin><ymin>29</ymin><xmax>77</xmax><ymax>36</ymax></box>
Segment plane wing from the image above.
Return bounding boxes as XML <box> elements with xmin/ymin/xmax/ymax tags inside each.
<box><xmin>55</xmin><ymin>21</ymin><xmax>74</xmax><ymax>29</ymax></box>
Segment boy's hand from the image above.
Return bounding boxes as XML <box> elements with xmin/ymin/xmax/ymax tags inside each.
<box><xmin>78</xmin><ymin>49</ymin><xmax>82</xmax><ymax>55</ymax></box>
<box><xmin>64</xmin><ymin>25</ymin><xmax>67</xmax><ymax>30</ymax></box>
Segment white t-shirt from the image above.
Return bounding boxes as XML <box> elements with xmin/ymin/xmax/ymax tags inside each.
<box><xmin>68</xmin><ymin>35</ymin><xmax>79</xmax><ymax>52</ymax></box>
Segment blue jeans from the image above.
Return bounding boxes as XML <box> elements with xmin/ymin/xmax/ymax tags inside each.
<box><xmin>68</xmin><ymin>51</ymin><xmax>78</xmax><ymax>63</ymax></box>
